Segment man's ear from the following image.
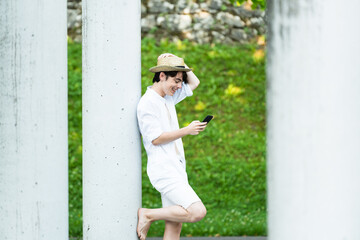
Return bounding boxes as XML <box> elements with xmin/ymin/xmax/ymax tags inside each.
<box><xmin>159</xmin><ymin>72</ymin><xmax>166</xmax><ymax>81</ymax></box>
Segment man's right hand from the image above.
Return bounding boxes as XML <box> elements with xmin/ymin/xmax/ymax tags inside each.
<box><xmin>151</xmin><ymin>120</ymin><xmax>207</xmax><ymax>145</ymax></box>
<box><xmin>186</xmin><ymin>120</ymin><xmax>207</xmax><ymax>135</ymax></box>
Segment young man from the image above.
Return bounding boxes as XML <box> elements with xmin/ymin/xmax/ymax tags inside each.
<box><xmin>136</xmin><ymin>53</ymin><xmax>208</xmax><ymax>240</ymax></box>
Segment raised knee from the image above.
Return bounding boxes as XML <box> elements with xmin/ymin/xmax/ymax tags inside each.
<box><xmin>189</xmin><ymin>205</ymin><xmax>206</xmax><ymax>222</ymax></box>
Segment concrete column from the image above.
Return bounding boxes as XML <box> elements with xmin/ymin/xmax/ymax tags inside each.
<box><xmin>267</xmin><ymin>0</ymin><xmax>360</xmax><ymax>239</ymax></box>
<box><xmin>82</xmin><ymin>0</ymin><xmax>141</xmax><ymax>239</ymax></box>
<box><xmin>0</xmin><ymin>1</ymin><xmax>68</xmax><ymax>239</ymax></box>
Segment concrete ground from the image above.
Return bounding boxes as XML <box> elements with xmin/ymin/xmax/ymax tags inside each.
<box><xmin>71</xmin><ymin>236</ymin><xmax>267</xmax><ymax>240</ymax></box>
<box><xmin>148</xmin><ymin>237</ymin><xmax>267</xmax><ymax>240</ymax></box>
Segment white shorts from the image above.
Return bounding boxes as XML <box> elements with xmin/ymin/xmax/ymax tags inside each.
<box><xmin>148</xmin><ymin>156</ymin><xmax>201</xmax><ymax>209</ymax></box>
<box><xmin>161</xmin><ymin>181</ymin><xmax>201</xmax><ymax>209</ymax></box>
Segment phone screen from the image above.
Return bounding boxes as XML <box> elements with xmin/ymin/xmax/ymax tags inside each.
<box><xmin>202</xmin><ymin>115</ymin><xmax>213</xmax><ymax>124</ymax></box>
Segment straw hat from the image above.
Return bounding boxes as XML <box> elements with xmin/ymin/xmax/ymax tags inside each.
<box><xmin>149</xmin><ymin>56</ymin><xmax>192</xmax><ymax>73</ymax></box>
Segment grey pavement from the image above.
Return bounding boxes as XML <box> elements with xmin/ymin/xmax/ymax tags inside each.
<box><xmin>148</xmin><ymin>237</ymin><xmax>267</xmax><ymax>240</ymax></box>
<box><xmin>70</xmin><ymin>237</ymin><xmax>267</xmax><ymax>240</ymax></box>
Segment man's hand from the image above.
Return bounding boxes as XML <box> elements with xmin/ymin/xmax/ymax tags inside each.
<box><xmin>186</xmin><ymin>120</ymin><xmax>207</xmax><ymax>135</ymax></box>
<box><xmin>152</xmin><ymin>120</ymin><xmax>207</xmax><ymax>145</ymax></box>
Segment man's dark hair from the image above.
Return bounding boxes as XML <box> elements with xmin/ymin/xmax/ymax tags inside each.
<box><xmin>153</xmin><ymin>71</ymin><xmax>188</xmax><ymax>84</ymax></box>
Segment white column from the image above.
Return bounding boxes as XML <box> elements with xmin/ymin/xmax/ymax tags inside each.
<box><xmin>82</xmin><ymin>0</ymin><xmax>142</xmax><ymax>239</ymax></box>
<box><xmin>267</xmin><ymin>0</ymin><xmax>360</xmax><ymax>239</ymax></box>
<box><xmin>0</xmin><ymin>1</ymin><xmax>68</xmax><ymax>239</ymax></box>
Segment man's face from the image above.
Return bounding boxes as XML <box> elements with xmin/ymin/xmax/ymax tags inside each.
<box><xmin>160</xmin><ymin>72</ymin><xmax>183</xmax><ymax>96</ymax></box>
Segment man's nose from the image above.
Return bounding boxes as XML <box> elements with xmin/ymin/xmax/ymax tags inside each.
<box><xmin>177</xmin><ymin>82</ymin><xmax>182</xmax><ymax>88</ymax></box>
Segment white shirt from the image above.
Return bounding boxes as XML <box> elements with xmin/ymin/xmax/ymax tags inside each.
<box><xmin>137</xmin><ymin>83</ymin><xmax>193</xmax><ymax>188</ymax></box>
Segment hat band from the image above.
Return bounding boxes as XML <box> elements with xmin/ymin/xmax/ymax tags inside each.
<box><xmin>176</xmin><ymin>66</ymin><xmax>185</xmax><ymax>68</ymax></box>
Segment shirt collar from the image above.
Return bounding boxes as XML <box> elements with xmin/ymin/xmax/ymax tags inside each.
<box><xmin>146</xmin><ymin>86</ymin><xmax>166</xmax><ymax>103</ymax></box>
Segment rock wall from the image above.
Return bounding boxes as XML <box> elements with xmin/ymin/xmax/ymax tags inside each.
<box><xmin>67</xmin><ymin>0</ymin><xmax>82</xmax><ymax>42</ymax></box>
<box><xmin>67</xmin><ymin>0</ymin><xmax>266</xmax><ymax>44</ymax></box>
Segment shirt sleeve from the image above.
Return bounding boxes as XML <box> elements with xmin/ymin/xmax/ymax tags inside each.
<box><xmin>172</xmin><ymin>82</ymin><xmax>193</xmax><ymax>105</ymax></box>
<box><xmin>137</xmin><ymin>102</ymin><xmax>163</xmax><ymax>143</ymax></box>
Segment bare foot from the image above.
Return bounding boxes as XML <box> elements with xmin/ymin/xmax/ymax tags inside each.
<box><xmin>137</xmin><ymin>208</ymin><xmax>152</xmax><ymax>240</ymax></box>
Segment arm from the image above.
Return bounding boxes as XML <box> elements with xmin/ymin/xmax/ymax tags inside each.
<box><xmin>152</xmin><ymin>120</ymin><xmax>207</xmax><ymax>146</ymax></box>
<box><xmin>185</xmin><ymin>63</ymin><xmax>200</xmax><ymax>91</ymax></box>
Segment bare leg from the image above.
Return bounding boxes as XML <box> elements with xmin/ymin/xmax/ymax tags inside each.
<box><xmin>137</xmin><ymin>202</ymin><xmax>206</xmax><ymax>240</ymax></box>
<box><xmin>163</xmin><ymin>221</ymin><xmax>182</xmax><ymax>240</ymax></box>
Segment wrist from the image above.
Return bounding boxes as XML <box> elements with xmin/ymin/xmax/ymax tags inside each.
<box><xmin>182</xmin><ymin>125</ymin><xmax>190</xmax><ymax>136</ymax></box>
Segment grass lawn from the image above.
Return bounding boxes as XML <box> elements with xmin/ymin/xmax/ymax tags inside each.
<box><xmin>68</xmin><ymin>37</ymin><xmax>266</xmax><ymax>238</ymax></box>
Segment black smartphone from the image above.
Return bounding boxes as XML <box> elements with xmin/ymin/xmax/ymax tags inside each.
<box><xmin>202</xmin><ymin>115</ymin><xmax>213</xmax><ymax>124</ymax></box>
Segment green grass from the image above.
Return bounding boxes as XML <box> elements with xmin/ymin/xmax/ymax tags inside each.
<box><xmin>68</xmin><ymin>40</ymin><xmax>83</xmax><ymax>237</ymax></box>
<box><xmin>68</xmin><ymin>37</ymin><xmax>266</xmax><ymax>238</ymax></box>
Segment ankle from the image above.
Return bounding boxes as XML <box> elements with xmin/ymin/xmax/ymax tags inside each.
<box><xmin>142</xmin><ymin>208</ymin><xmax>154</xmax><ymax>222</ymax></box>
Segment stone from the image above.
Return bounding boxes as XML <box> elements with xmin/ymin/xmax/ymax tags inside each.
<box><xmin>163</xmin><ymin>14</ymin><xmax>192</xmax><ymax>32</ymax></box>
<box><xmin>67</xmin><ymin>2</ymin><xmax>77</xmax><ymax>9</ymax></box>
<box><xmin>171</xmin><ymin>36</ymin><xmax>181</xmax><ymax>43</ymax></box>
<box><xmin>216</xmin><ymin>12</ymin><xmax>228</xmax><ymax>24</ymax></box>
<box><xmin>231</xmin><ymin>6</ymin><xmax>254</xmax><ymax>18</ymax></box>
<box><xmin>157</xmin><ymin>16</ymin><xmax>166</xmax><ymax>26</ymax></box>
<box><xmin>223</xmin><ymin>37</ymin><xmax>234</xmax><ymax>45</ymax></box>
<box><xmin>250</xmin><ymin>17</ymin><xmax>264</xmax><ymax>28</ymax></box>
<box><xmin>182</xmin><ymin>2</ymin><xmax>200</xmax><ymax>14</ymax></box>
<box><xmin>74</xmin><ymin>16</ymin><xmax>82</xmax><ymax>28</ymax></box>
<box><xmin>212</xmin><ymin>22</ymin><xmax>227</xmax><ymax>32</ymax></box>
<box><xmin>216</xmin><ymin>12</ymin><xmax>244</xmax><ymax>28</ymax></box>
<box><xmin>176</xmin><ymin>0</ymin><xmax>188</xmax><ymax>11</ymax></box>
<box><xmin>261</xmin><ymin>11</ymin><xmax>266</xmax><ymax>18</ymax></box>
<box><xmin>230</xmin><ymin>28</ymin><xmax>247</xmax><ymax>41</ymax></box>
<box><xmin>148</xmin><ymin>0</ymin><xmax>174</xmax><ymax>14</ymax></box>
<box><xmin>193</xmin><ymin>23</ymin><xmax>202</xmax><ymax>31</ymax></box>
<box><xmin>193</xmin><ymin>30</ymin><xmax>211</xmax><ymax>44</ymax></box>
<box><xmin>73</xmin><ymin>35</ymin><xmax>82</xmax><ymax>43</ymax></box>
<box><xmin>67</xmin><ymin>9</ymin><xmax>81</xmax><ymax>29</ymax></box>
<box><xmin>233</xmin><ymin>15</ymin><xmax>245</xmax><ymax>28</ymax></box>
<box><xmin>244</xmin><ymin>28</ymin><xmax>258</xmax><ymax>39</ymax></box>
<box><xmin>141</xmin><ymin>15</ymin><xmax>157</xmax><ymax>32</ymax></box>
<box><xmin>257</xmin><ymin>26</ymin><xmax>266</xmax><ymax>35</ymax></box>
<box><xmin>200</xmin><ymin>3</ymin><xmax>209</xmax><ymax>12</ymax></box>
<box><xmin>208</xmin><ymin>8</ymin><xmax>218</xmax><ymax>14</ymax></box>
<box><xmin>178</xmin><ymin>15</ymin><xmax>192</xmax><ymax>31</ymax></box>
<box><xmin>252</xmin><ymin>9</ymin><xmax>263</xmax><ymax>18</ymax></box>
<box><xmin>141</xmin><ymin>4</ymin><xmax>147</xmax><ymax>15</ymax></box>
<box><xmin>209</xmin><ymin>0</ymin><xmax>223</xmax><ymax>10</ymax></box>
<box><xmin>192</xmin><ymin>3</ymin><xmax>201</xmax><ymax>13</ymax></box>
<box><xmin>211</xmin><ymin>31</ymin><xmax>226</xmax><ymax>43</ymax></box>
<box><xmin>194</xmin><ymin>12</ymin><xmax>214</xmax><ymax>30</ymax></box>
<box><xmin>183</xmin><ymin>31</ymin><xmax>195</xmax><ymax>41</ymax></box>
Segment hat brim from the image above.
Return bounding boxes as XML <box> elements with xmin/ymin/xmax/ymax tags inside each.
<box><xmin>149</xmin><ymin>65</ymin><xmax>192</xmax><ymax>73</ymax></box>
